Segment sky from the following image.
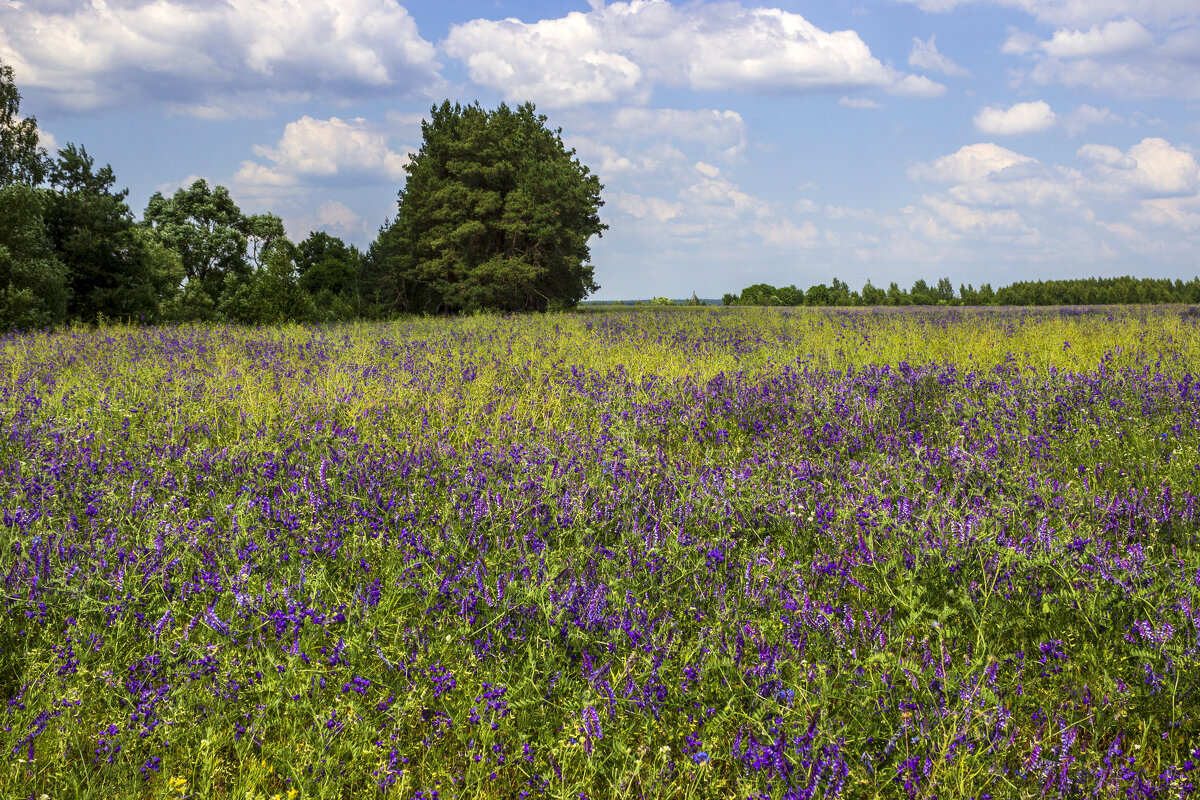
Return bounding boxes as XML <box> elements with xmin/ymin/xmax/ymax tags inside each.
<box><xmin>3</xmin><ymin>0</ymin><xmax>1200</xmax><ymax>300</ymax></box>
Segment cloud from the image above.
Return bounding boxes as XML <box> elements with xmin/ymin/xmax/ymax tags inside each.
<box><xmin>312</xmin><ymin>201</ymin><xmax>364</xmax><ymax>235</ymax></box>
<box><xmin>754</xmin><ymin>218</ymin><xmax>820</xmax><ymax>247</ymax></box>
<box><xmin>908</xmin><ymin>34</ymin><xmax>970</xmax><ymax>77</ymax></box>
<box><xmin>608</xmin><ymin>159</ymin><xmax>790</xmax><ymax>248</ymax></box>
<box><xmin>894</xmin><ymin>0</ymin><xmax>1197</xmax><ymax>27</ymax></box>
<box><xmin>1079</xmin><ymin>137</ymin><xmax>1200</xmax><ymax>197</ymax></box>
<box><xmin>1134</xmin><ymin>197</ymin><xmax>1200</xmax><ymax>232</ymax></box>
<box><xmin>679</xmin><ymin>170</ymin><xmax>770</xmax><ymax>221</ymax></box>
<box><xmin>560</xmin><ymin>106</ymin><xmax>748</xmax><ymax>176</ymax></box>
<box><xmin>613</xmin><ymin>191</ymin><xmax>683</xmax><ymax>222</ymax></box>
<box><xmin>887</xmin><ymin>74</ymin><xmax>947</xmax><ymax>97</ymax></box>
<box><xmin>1061</xmin><ymin>104</ymin><xmax>1122</xmax><ymax>135</ymax></box>
<box><xmin>892</xmin><ymin>135</ymin><xmax>1200</xmax><ymax>274</ymax></box>
<box><xmin>35</xmin><ymin>126</ymin><xmax>57</xmax><ymax>154</ymax></box>
<box><xmin>589</xmin><ymin>108</ymin><xmax>747</xmax><ymax>155</ymax></box>
<box><xmin>997</xmin><ymin>13</ymin><xmax>1200</xmax><ymax>99</ymax></box>
<box><xmin>233</xmin><ymin>116</ymin><xmax>413</xmax><ymax>196</ymax></box>
<box><xmin>973</xmin><ymin>100</ymin><xmax>1057</xmax><ymax>135</ymax></box>
<box><xmin>839</xmin><ymin>96</ymin><xmax>884</xmax><ymax>109</ymax></box>
<box><xmin>443</xmin><ymin>12</ymin><xmax>643</xmax><ymax>107</ymax></box>
<box><xmin>916</xmin><ymin>138</ymin><xmax>1200</xmax><ymax>212</ymax></box>
<box><xmin>910</xmin><ymin>142</ymin><xmax>1035</xmax><ymax>183</ymax></box>
<box><xmin>443</xmin><ymin>0</ymin><xmax>941</xmax><ymax>107</ymax></box>
<box><xmin>0</xmin><ymin>0</ymin><xmax>440</xmax><ymax>115</ymax></box>
<box><xmin>1001</xmin><ymin>29</ymin><xmax>1041</xmax><ymax>55</ymax></box>
<box><xmin>911</xmin><ymin>143</ymin><xmax>1080</xmax><ymax>209</ymax></box>
<box><xmin>911</xmin><ymin>195</ymin><xmax>1028</xmax><ymax>241</ymax></box>
<box><xmin>564</xmin><ymin>138</ymin><xmax>678</xmax><ymax>175</ymax></box>
<box><xmin>1040</xmin><ymin>18</ymin><xmax>1155</xmax><ymax>57</ymax></box>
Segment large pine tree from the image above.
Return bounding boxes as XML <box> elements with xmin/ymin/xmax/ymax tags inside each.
<box><xmin>375</xmin><ymin>101</ymin><xmax>605</xmax><ymax>314</ymax></box>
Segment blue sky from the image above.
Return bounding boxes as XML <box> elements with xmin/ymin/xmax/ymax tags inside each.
<box><xmin>3</xmin><ymin>0</ymin><xmax>1199</xmax><ymax>299</ymax></box>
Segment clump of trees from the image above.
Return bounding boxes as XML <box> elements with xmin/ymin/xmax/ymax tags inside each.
<box><xmin>0</xmin><ymin>60</ymin><xmax>606</xmax><ymax>331</ymax></box>
<box><xmin>372</xmin><ymin>101</ymin><xmax>605</xmax><ymax>314</ymax></box>
<box><xmin>724</xmin><ymin>276</ymin><xmax>1200</xmax><ymax>307</ymax></box>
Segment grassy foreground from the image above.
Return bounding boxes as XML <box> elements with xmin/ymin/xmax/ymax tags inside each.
<box><xmin>1</xmin><ymin>307</ymin><xmax>1199</xmax><ymax>799</ymax></box>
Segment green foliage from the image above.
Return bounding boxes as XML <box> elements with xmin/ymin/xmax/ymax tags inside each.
<box><xmin>996</xmin><ymin>275</ymin><xmax>1200</xmax><ymax>306</ymax></box>
<box><xmin>776</xmin><ymin>285</ymin><xmax>803</xmax><ymax>306</ymax></box>
<box><xmin>804</xmin><ymin>282</ymin><xmax>831</xmax><ymax>306</ymax></box>
<box><xmin>861</xmin><ymin>279</ymin><xmax>886</xmax><ymax>305</ymax></box>
<box><xmin>376</xmin><ymin>100</ymin><xmax>605</xmax><ymax>314</ymax></box>
<box><xmin>132</xmin><ymin>226</ymin><xmax>187</xmax><ymax>311</ymax></box>
<box><xmin>0</xmin><ymin>184</ymin><xmax>67</xmax><ymax>330</ymax></box>
<box><xmin>0</xmin><ymin>58</ymin><xmax>47</xmax><ymax>187</ymax></box>
<box><xmin>910</xmin><ymin>277</ymin><xmax>934</xmax><ymax>305</ymax></box>
<box><xmin>245</xmin><ymin>212</ymin><xmax>287</xmax><ymax>271</ymax></box>
<box><xmin>2</xmin><ymin>310</ymin><xmax>1199</xmax><ymax>798</ymax></box>
<box><xmin>44</xmin><ymin>143</ymin><xmax>160</xmax><ymax>323</ymax></box>
<box><xmin>728</xmin><ymin>283</ymin><xmax>800</xmax><ymax>306</ymax></box>
<box><xmin>158</xmin><ymin>279</ymin><xmax>217</xmax><ymax>323</ymax></box>
<box><xmin>729</xmin><ymin>275</ymin><xmax>1200</xmax><ymax>308</ymax></box>
<box><xmin>219</xmin><ymin>242</ymin><xmax>314</xmax><ymax>325</ymax></box>
<box><xmin>142</xmin><ymin>179</ymin><xmax>250</xmax><ymax>309</ymax></box>
<box><xmin>0</xmin><ymin>59</ymin><xmax>64</xmax><ymax>331</ymax></box>
<box><xmin>297</xmin><ymin>230</ymin><xmax>361</xmax><ymax>300</ymax></box>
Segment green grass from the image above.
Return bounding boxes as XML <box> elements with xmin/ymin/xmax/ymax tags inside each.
<box><xmin>1</xmin><ymin>306</ymin><xmax>1198</xmax><ymax>799</ymax></box>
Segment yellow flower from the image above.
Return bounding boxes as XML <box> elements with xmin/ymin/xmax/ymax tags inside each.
<box><xmin>288</xmin><ymin>790</ymin><xmax>299</xmax><ymax>799</ymax></box>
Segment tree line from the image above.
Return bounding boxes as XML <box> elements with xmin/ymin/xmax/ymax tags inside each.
<box><xmin>724</xmin><ymin>275</ymin><xmax>1200</xmax><ymax>308</ymax></box>
<box><xmin>0</xmin><ymin>60</ymin><xmax>604</xmax><ymax>332</ymax></box>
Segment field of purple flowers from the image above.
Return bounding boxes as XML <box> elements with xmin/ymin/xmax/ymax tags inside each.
<box><xmin>2</xmin><ymin>307</ymin><xmax>1199</xmax><ymax>799</ymax></box>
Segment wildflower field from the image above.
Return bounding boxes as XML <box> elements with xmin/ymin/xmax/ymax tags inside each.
<box><xmin>2</xmin><ymin>307</ymin><xmax>1199</xmax><ymax>799</ymax></box>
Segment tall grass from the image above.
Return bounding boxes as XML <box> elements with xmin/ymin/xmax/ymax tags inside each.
<box><xmin>1</xmin><ymin>307</ymin><xmax>1198</xmax><ymax>798</ymax></box>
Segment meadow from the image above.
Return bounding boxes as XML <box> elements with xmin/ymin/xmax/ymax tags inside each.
<box><xmin>1</xmin><ymin>307</ymin><xmax>1198</xmax><ymax>799</ymax></box>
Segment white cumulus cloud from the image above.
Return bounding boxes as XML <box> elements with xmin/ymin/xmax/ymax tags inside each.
<box><xmin>911</xmin><ymin>143</ymin><xmax>1036</xmax><ymax>183</ymax></box>
<box><xmin>1080</xmin><ymin>137</ymin><xmax>1200</xmax><ymax>198</ymax></box>
<box><xmin>912</xmin><ymin>143</ymin><xmax>1079</xmax><ymax>209</ymax></box>
<box><xmin>997</xmin><ymin>10</ymin><xmax>1200</xmax><ymax>99</ymax></box>
<box><xmin>894</xmin><ymin>0</ymin><xmax>1197</xmax><ymax>27</ymax></box>
<box><xmin>887</xmin><ymin>74</ymin><xmax>948</xmax><ymax>97</ymax></box>
<box><xmin>974</xmin><ymin>101</ymin><xmax>1057</xmax><ymax>135</ymax></box>
<box><xmin>443</xmin><ymin>0</ymin><xmax>941</xmax><ymax>107</ymax></box>
<box><xmin>233</xmin><ymin>116</ymin><xmax>413</xmax><ymax>196</ymax></box>
<box><xmin>0</xmin><ymin>0</ymin><xmax>441</xmax><ymax>115</ymax></box>
<box><xmin>1041</xmin><ymin>18</ymin><xmax>1155</xmax><ymax>58</ymax></box>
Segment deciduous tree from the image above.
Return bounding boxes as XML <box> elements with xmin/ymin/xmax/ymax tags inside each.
<box><xmin>0</xmin><ymin>58</ymin><xmax>64</xmax><ymax>330</ymax></box>
<box><xmin>142</xmin><ymin>179</ymin><xmax>250</xmax><ymax>310</ymax></box>
<box><xmin>0</xmin><ymin>59</ymin><xmax>46</xmax><ymax>187</ymax></box>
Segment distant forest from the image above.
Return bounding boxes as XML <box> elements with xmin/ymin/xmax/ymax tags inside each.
<box><xmin>722</xmin><ymin>276</ymin><xmax>1200</xmax><ymax>307</ymax></box>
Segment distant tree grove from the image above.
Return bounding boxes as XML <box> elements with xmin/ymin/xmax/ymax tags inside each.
<box><xmin>0</xmin><ymin>61</ymin><xmax>605</xmax><ymax>331</ymax></box>
<box><xmin>723</xmin><ymin>275</ymin><xmax>1200</xmax><ymax>308</ymax></box>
